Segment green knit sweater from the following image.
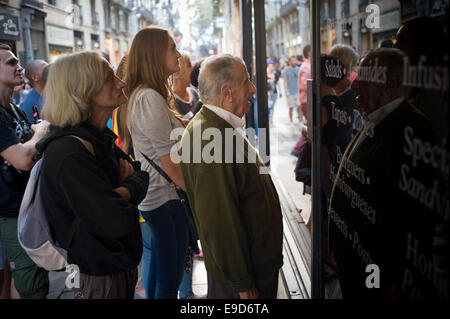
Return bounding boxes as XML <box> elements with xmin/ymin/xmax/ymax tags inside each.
<box><xmin>180</xmin><ymin>107</ymin><xmax>283</xmax><ymax>292</ymax></box>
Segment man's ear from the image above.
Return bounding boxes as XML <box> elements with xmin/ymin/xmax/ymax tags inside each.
<box><xmin>220</xmin><ymin>85</ymin><xmax>232</xmax><ymax>101</ymax></box>
<box><xmin>31</xmin><ymin>74</ymin><xmax>40</xmax><ymax>83</ymax></box>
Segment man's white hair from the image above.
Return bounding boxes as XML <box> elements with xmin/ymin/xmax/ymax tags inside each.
<box><xmin>198</xmin><ymin>54</ymin><xmax>245</xmax><ymax>105</ymax></box>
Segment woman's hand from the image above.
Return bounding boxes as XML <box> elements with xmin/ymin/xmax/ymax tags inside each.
<box><xmin>118</xmin><ymin>159</ymin><xmax>134</xmax><ymax>183</ymax></box>
<box><xmin>114</xmin><ymin>186</ymin><xmax>131</xmax><ymax>201</ymax></box>
<box><xmin>115</xmin><ymin>160</ymin><xmax>149</xmax><ymax>205</ymax></box>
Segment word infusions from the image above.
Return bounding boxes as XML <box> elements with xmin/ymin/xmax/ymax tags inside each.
<box><xmin>402</xmin><ymin>56</ymin><xmax>449</xmax><ymax>91</ymax></box>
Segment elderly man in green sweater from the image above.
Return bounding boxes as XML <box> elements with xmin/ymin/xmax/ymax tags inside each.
<box><xmin>179</xmin><ymin>54</ymin><xmax>283</xmax><ymax>299</ymax></box>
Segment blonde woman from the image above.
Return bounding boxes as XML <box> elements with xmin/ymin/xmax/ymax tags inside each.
<box><xmin>122</xmin><ymin>26</ymin><xmax>189</xmax><ymax>299</ymax></box>
<box><xmin>37</xmin><ymin>51</ymin><xmax>149</xmax><ymax>299</ymax></box>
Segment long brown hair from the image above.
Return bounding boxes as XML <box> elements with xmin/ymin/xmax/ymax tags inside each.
<box><xmin>121</xmin><ymin>26</ymin><xmax>181</xmax><ymax>153</ymax></box>
<box><xmin>115</xmin><ymin>54</ymin><xmax>128</xmax><ymax>81</ymax></box>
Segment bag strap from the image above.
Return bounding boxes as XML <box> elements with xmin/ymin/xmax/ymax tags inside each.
<box><xmin>140</xmin><ymin>151</ymin><xmax>173</xmax><ymax>185</ymax></box>
<box><xmin>70</xmin><ymin>135</ymin><xmax>95</xmax><ymax>158</ymax></box>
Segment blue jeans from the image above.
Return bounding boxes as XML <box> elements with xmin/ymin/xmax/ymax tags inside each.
<box><xmin>140</xmin><ymin>222</ymin><xmax>194</xmax><ymax>299</ymax></box>
<box><xmin>140</xmin><ymin>200</ymin><xmax>189</xmax><ymax>299</ymax></box>
<box><xmin>178</xmin><ymin>269</ymin><xmax>194</xmax><ymax>299</ymax></box>
<box><xmin>139</xmin><ymin>222</ymin><xmax>152</xmax><ymax>299</ymax></box>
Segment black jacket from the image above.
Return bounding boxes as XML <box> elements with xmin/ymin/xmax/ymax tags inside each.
<box><xmin>0</xmin><ymin>103</ymin><xmax>32</xmax><ymax>217</ymax></box>
<box><xmin>36</xmin><ymin>122</ymin><xmax>149</xmax><ymax>275</ymax></box>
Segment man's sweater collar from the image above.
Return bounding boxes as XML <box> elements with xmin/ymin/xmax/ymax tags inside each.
<box><xmin>202</xmin><ymin>104</ymin><xmax>245</xmax><ymax>131</ymax></box>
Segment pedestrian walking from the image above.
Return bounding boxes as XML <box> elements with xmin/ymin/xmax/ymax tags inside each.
<box><xmin>282</xmin><ymin>56</ymin><xmax>301</xmax><ymax>125</ymax></box>
<box><xmin>292</xmin><ymin>45</ymin><xmax>312</xmax><ymax>156</ymax></box>
<box><xmin>267</xmin><ymin>60</ymin><xmax>276</xmax><ymax>123</ymax></box>
<box><xmin>298</xmin><ymin>45</ymin><xmax>311</xmax><ymax>122</ymax></box>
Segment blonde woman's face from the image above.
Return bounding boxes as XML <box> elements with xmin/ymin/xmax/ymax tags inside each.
<box><xmin>91</xmin><ymin>61</ymin><xmax>127</xmax><ymax>111</ymax></box>
<box><xmin>165</xmin><ymin>37</ymin><xmax>181</xmax><ymax>76</ymax></box>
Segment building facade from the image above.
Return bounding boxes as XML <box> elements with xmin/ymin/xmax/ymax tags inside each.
<box><xmin>265</xmin><ymin>0</ymin><xmax>403</xmax><ymax>58</ymax></box>
<box><xmin>322</xmin><ymin>0</ymin><xmax>401</xmax><ymax>55</ymax></box>
<box><xmin>0</xmin><ymin>0</ymin><xmax>24</xmax><ymax>59</ymax></box>
<box><xmin>219</xmin><ymin>0</ymin><xmax>241</xmax><ymax>56</ymax></box>
<box><xmin>45</xmin><ymin>0</ymin><xmax>73</xmax><ymax>62</ymax></box>
<box><xmin>0</xmin><ymin>0</ymin><xmax>48</xmax><ymax>66</ymax></box>
<box><xmin>266</xmin><ymin>0</ymin><xmax>310</xmax><ymax>59</ymax></box>
<box><xmin>1</xmin><ymin>0</ymin><xmax>159</xmax><ymax>68</ymax></box>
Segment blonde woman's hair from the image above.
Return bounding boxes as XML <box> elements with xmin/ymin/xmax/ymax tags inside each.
<box><xmin>122</xmin><ymin>25</ymin><xmax>181</xmax><ymax>152</ymax></box>
<box><xmin>43</xmin><ymin>51</ymin><xmax>105</xmax><ymax>127</ymax></box>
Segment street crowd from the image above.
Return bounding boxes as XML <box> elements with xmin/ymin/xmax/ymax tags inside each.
<box><xmin>0</xmin><ymin>15</ymin><xmax>448</xmax><ymax>300</ymax></box>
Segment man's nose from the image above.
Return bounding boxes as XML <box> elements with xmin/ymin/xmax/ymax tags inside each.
<box><xmin>250</xmin><ymin>82</ymin><xmax>256</xmax><ymax>94</ymax></box>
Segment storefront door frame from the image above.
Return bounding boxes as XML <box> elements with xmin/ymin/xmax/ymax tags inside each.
<box><xmin>311</xmin><ymin>0</ymin><xmax>324</xmax><ymax>299</ymax></box>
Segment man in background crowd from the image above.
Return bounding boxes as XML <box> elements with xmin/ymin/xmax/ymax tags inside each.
<box><xmin>20</xmin><ymin>59</ymin><xmax>48</xmax><ymax>123</ymax></box>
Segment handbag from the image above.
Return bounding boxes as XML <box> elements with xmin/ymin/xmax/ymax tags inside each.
<box><xmin>140</xmin><ymin>152</ymin><xmax>200</xmax><ymax>255</ymax></box>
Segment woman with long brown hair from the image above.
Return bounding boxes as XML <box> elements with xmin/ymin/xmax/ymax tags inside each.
<box><xmin>122</xmin><ymin>26</ymin><xmax>189</xmax><ymax>299</ymax></box>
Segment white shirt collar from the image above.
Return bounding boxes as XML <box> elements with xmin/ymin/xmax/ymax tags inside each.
<box><xmin>203</xmin><ymin>104</ymin><xmax>246</xmax><ymax>131</ymax></box>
